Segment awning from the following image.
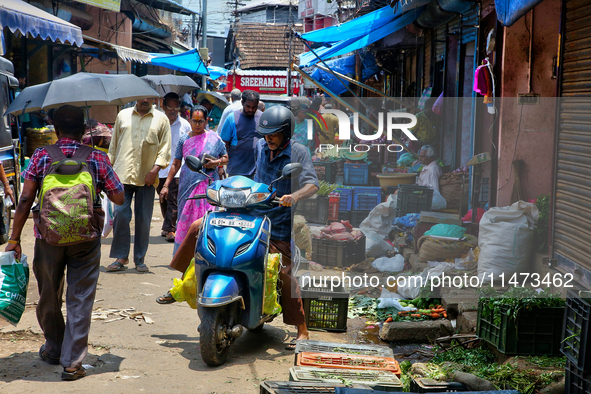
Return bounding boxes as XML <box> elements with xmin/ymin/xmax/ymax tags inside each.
<box><xmin>207</xmin><ymin>66</ymin><xmax>228</xmax><ymax>80</ymax></box>
<box><xmin>0</xmin><ymin>0</ymin><xmax>83</xmax><ymax>46</ymax></box>
<box><xmin>149</xmin><ymin>49</ymin><xmax>209</xmax><ymax>75</ymax></box>
<box><xmin>82</xmin><ymin>35</ymin><xmax>153</xmax><ymax>63</ymax></box>
<box><xmin>494</xmin><ymin>0</ymin><xmax>543</xmax><ymax>26</ymax></box>
<box><xmin>298</xmin><ymin>3</ymin><xmax>428</xmax><ymax>67</ymax></box>
<box><xmin>134</xmin><ymin>0</ymin><xmax>197</xmax><ymax>15</ymax></box>
<box><xmin>307</xmin><ymin>53</ymin><xmax>380</xmax><ymax>95</ymax></box>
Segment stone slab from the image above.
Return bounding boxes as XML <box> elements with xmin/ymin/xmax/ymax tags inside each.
<box><xmin>457</xmin><ymin>311</ymin><xmax>478</xmax><ymax>333</ymax></box>
<box><xmin>379</xmin><ymin>319</ymin><xmax>454</xmax><ymax>342</ymax></box>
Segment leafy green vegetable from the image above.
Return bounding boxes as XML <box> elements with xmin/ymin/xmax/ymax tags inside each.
<box><xmin>479</xmin><ymin>287</ymin><xmax>564</xmax><ymax>327</ymax></box>
<box><xmin>534</xmin><ymin>195</ymin><xmax>550</xmax><ymax>252</ymax></box>
<box><xmin>316</xmin><ymin>181</ymin><xmax>338</xmax><ymax>196</ymax></box>
<box><xmin>431</xmin><ymin>343</ymin><xmax>564</xmax><ymax>393</ymax></box>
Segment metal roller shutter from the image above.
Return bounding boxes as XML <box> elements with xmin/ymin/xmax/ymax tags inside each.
<box><xmin>554</xmin><ymin>0</ymin><xmax>591</xmax><ymax>280</ymax></box>
<box><xmin>424</xmin><ymin>29</ymin><xmax>432</xmax><ymax>88</ymax></box>
<box><xmin>435</xmin><ymin>24</ymin><xmax>446</xmax><ymax>61</ymax></box>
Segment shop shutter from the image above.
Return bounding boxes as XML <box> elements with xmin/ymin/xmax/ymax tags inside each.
<box><xmin>554</xmin><ymin>0</ymin><xmax>591</xmax><ymax>277</ymax></box>
<box><xmin>424</xmin><ymin>29</ymin><xmax>432</xmax><ymax>88</ymax></box>
<box><xmin>447</xmin><ymin>11</ymin><xmax>478</xmax><ymax>45</ymax></box>
<box><xmin>435</xmin><ymin>24</ymin><xmax>446</xmax><ymax>61</ymax></box>
<box><xmin>462</xmin><ymin>8</ymin><xmax>479</xmax><ymax>44</ymax></box>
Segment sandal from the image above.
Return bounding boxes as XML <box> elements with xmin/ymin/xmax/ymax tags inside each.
<box><xmin>61</xmin><ymin>367</ymin><xmax>86</xmax><ymax>381</ymax></box>
<box><xmin>136</xmin><ymin>264</ymin><xmax>149</xmax><ymax>273</ymax></box>
<box><xmin>285</xmin><ymin>339</ymin><xmax>297</xmax><ymax>351</ymax></box>
<box><xmin>156</xmin><ymin>290</ymin><xmax>176</xmax><ymax>304</ymax></box>
<box><xmin>161</xmin><ymin>230</ymin><xmax>167</xmax><ymax>237</ymax></box>
<box><xmin>106</xmin><ymin>261</ymin><xmax>128</xmax><ymax>272</ymax></box>
<box><xmin>39</xmin><ymin>345</ymin><xmax>60</xmax><ymax>365</ymax></box>
<box><xmin>165</xmin><ymin>232</ymin><xmax>175</xmax><ymax>242</ymax></box>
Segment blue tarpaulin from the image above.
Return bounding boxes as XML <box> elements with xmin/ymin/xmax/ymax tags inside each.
<box><xmin>308</xmin><ymin>53</ymin><xmax>380</xmax><ymax>95</ymax></box>
<box><xmin>494</xmin><ymin>0</ymin><xmax>544</xmax><ymax>26</ymax></box>
<box><xmin>0</xmin><ymin>0</ymin><xmax>83</xmax><ymax>47</ymax></box>
<box><xmin>149</xmin><ymin>49</ymin><xmax>209</xmax><ymax>75</ymax></box>
<box><xmin>207</xmin><ymin>66</ymin><xmax>228</xmax><ymax>80</ymax></box>
<box><xmin>299</xmin><ymin>4</ymin><xmax>427</xmax><ymax>67</ymax></box>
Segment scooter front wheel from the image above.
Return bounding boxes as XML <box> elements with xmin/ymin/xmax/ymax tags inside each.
<box><xmin>200</xmin><ymin>306</ymin><xmax>230</xmax><ymax>366</ymax></box>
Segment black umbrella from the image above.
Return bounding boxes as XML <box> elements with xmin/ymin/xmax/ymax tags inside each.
<box><xmin>5</xmin><ymin>72</ymin><xmax>160</xmax><ymax>115</ymax></box>
<box><xmin>141</xmin><ymin>74</ymin><xmax>200</xmax><ymax>96</ymax></box>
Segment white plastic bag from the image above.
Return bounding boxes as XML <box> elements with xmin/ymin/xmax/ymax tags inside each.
<box><xmin>364</xmin><ymin>231</ymin><xmax>393</xmax><ymax>258</ymax></box>
<box><xmin>397</xmin><ymin>263</ymin><xmax>454</xmax><ymax>299</ymax></box>
<box><xmin>377</xmin><ymin>288</ymin><xmax>417</xmax><ymax>310</ymax></box>
<box><xmin>101</xmin><ymin>193</ymin><xmax>114</xmax><ymax>238</ymax></box>
<box><xmin>371</xmin><ymin>254</ymin><xmax>405</xmax><ymax>272</ymax></box>
<box><xmin>361</xmin><ymin>195</ymin><xmax>397</xmax><ymax>257</ymax></box>
<box><xmin>477</xmin><ymin>201</ymin><xmax>538</xmax><ymax>283</ymax></box>
<box><xmin>431</xmin><ymin>190</ymin><xmax>447</xmax><ymax>210</ymax></box>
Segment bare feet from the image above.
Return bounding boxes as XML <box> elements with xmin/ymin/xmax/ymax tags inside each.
<box><xmin>296</xmin><ymin>323</ymin><xmax>309</xmax><ymax>341</ymax></box>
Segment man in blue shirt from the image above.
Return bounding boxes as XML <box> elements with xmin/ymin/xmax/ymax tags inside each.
<box><xmin>254</xmin><ymin>105</ymin><xmax>319</xmax><ymax>349</ymax></box>
<box><xmin>219</xmin><ymin>90</ymin><xmax>262</xmax><ymax>178</ymax></box>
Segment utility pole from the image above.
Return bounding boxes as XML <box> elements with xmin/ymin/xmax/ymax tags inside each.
<box><xmin>201</xmin><ymin>0</ymin><xmax>208</xmax><ymax>89</ymax></box>
<box><xmin>287</xmin><ymin>0</ymin><xmax>293</xmax><ymax>96</ymax></box>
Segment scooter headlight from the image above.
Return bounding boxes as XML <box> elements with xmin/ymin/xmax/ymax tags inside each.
<box><xmin>206</xmin><ymin>188</ymin><xmax>219</xmax><ymax>204</ymax></box>
<box><xmin>245</xmin><ymin>192</ymin><xmax>271</xmax><ymax>206</ymax></box>
<box><xmin>219</xmin><ymin>187</ymin><xmax>250</xmax><ymax>208</ymax></box>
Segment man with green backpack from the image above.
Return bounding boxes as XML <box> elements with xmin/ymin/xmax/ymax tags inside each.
<box><xmin>5</xmin><ymin>105</ymin><xmax>124</xmax><ymax>381</ymax></box>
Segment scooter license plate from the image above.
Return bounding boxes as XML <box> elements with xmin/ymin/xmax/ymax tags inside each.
<box><xmin>209</xmin><ymin>218</ymin><xmax>255</xmax><ymax>229</ymax></box>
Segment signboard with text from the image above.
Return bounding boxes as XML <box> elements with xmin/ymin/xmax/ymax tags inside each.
<box><xmin>76</xmin><ymin>0</ymin><xmax>120</xmax><ymax>12</ymax></box>
<box><xmin>227</xmin><ymin>74</ymin><xmax>300</xmax><ymax>95</ymax></box>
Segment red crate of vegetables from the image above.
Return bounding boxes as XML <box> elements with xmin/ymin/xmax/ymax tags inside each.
<box><xmin>295</xmin><ymin>352</ymin><xmax>401</xmax><ymax>377</ymax></box>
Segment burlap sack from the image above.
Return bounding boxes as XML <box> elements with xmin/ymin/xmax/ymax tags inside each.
<box><xmin>293</xmin><ymin>215</ymin><xmax>312</xmax><ymax>259</ymax></box>
<box><xmin>417</xmin><ymin>234</ymin><xmax>478</xmax><ymax>263</ymax></box>
<box><xmin>439</xmin><ymin>172</ymin><xmax>469</xmax><ymax>210</ymax></box>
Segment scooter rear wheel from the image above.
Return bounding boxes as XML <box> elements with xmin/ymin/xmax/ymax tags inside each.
<box><xmin>200</xmin><ymin>306</ymin><xmax>230</xmax><ymax>366</ymax></box>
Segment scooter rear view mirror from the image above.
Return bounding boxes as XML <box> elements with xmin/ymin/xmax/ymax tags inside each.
<box><xmin>281</xmin><ymin>163</ymin><xmax>303</xmax><ymax>180</ymax></box>
<box><xmin>186</xmin><ymin>155</ymin><xmax>203</xmax><ymax>172</ymax></box>
<box><xmin>268</xmin><ymin>163</ymin><xmax>303</xmax><ymax>191</ymax></box>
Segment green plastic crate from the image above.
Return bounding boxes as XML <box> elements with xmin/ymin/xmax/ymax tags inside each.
<box><xmin>289</xmin><ymin>366</ymin><xmax>403</xmax><ymax>392</ymax></box>
<box><xmin>476</xmin><ymin>302</ymin><xmax>565</xmax><ymax>356</ymax></box>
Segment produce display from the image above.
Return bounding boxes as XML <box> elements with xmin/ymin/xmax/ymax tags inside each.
<box><xmin>315</xmin><ymin>221</ymin><xmax>364</xmax><ymax>242</ymax></box>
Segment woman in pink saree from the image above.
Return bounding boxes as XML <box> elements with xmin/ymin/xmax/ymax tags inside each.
<box><xmin>160</xmin><ymin>105</ymin><xmax>228</xmax><ymax>254</ymax></box>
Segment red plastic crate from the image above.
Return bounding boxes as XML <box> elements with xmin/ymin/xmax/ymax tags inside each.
<box><xmin>296</xmin><ymin>352</ymin><xmax>401</xmax><ymax>377</ymax></box>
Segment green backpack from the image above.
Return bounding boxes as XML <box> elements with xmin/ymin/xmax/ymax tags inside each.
<box><xmin>33</xmin><ymin>144</ymin><xmax>103</xmax><ymax>245</ymax></box>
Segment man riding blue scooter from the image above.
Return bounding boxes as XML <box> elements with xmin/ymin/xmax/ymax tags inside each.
<box><xmin>158</xmin><ymin>105</ymin><xmax>319</xmax><ymax>359</ymax></box>
<box><xmin>252</xmin><ymin>105</ymin><xmax>319</xmax><ymax>349</ymax></box>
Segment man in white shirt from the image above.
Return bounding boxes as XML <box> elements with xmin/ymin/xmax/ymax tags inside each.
<box><xmin>157</xmin><ymin>93</ymin><xmax>191</xmax><ymax>242</ymax></box>
<box><xmin>416</xmin><ymin>144</ymin><xmax>442</xmax><ymax>191</ymax></box>
<box><xmin>217</xmin><ymin>88</ymin><xmax>242</xmax><ymax>134</ymax></box>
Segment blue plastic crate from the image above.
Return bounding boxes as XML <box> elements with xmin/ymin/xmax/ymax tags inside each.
<box><xmin>344</xmin><ymin>163</ymin><xmax>369</xmax><ymax>185</ymax></box>
<box><xmin>335</xmin><ymin>187</ymin><xmax>353</xmax><ymax>211</ymax></box>
<box><xmin>353</xmin><ymin>186</ymin><xmax>382</xmax><ymax>210</ymax></box>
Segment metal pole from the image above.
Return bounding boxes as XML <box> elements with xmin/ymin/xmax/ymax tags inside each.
<box><xmin>287</xmin><ymin>0</ymin><xmax>293</xmax><ymax>96</ymax></box>
<box><xmin>201</xmin><ymin>0</ymin><xmax>208</xmax><ymax>89</ymax></box>
<box><xmin>192</xmin><ymin>14</ymin><xmax>196</xmax><ymax>48</ymax></box>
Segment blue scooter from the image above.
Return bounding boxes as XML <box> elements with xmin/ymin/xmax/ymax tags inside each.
<box><xmin>184</xmin><ymin>156</ymin><xmax>303</xmax><ymax>366</ymax></box>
